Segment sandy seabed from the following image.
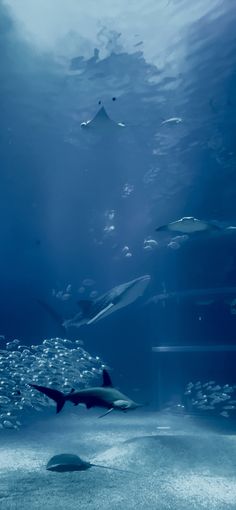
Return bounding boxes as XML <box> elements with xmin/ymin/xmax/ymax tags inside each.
<box><xmin>0</xmin><ymin>410</ymin><xmax>236</xmax><ymax>510</ymax></box>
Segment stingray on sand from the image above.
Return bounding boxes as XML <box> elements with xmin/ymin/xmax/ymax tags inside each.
<box><xmin>46</xmin><ymin>453</ymin><xmax>132</xmax><ymax>474</ymax></box>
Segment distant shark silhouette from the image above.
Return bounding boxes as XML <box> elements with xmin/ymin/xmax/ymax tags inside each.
<box><xmin>37</xmin><ymin>275</ymin><xmax>150</xmax><ymax>331</ymax></box>
<box><xmin>81</xmin><ymin>106</ymin><xmax>125</xmax><ymax>130</ymax></box>
<box><xmin>156</xmin><ymin>217</ymin><xmax>221</xmax><ymax>235</ymax></box>
<box><xmin>147</xmin><ymin>285</ymin><xmax>236</xmax><ymax>306</ymax></box>
<box><xmin>30</xmin><ymin>369</ymin><xmax>142</xmax><ymax>417</ymax></box>
<box><xmin>63</xmin><ymin>275</ymin><xmax>151</xmax><ymax>329</ymax></box>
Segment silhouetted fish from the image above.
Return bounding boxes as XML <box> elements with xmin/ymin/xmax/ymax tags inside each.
<box><xmin>156</xmin><ymin>217</ymin><xmax>221</xmax><ymax>234</ymax></box>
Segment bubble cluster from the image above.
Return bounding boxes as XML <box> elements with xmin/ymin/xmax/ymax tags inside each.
<box><xmin>143</xmin><ymin>166</ymin><xmax>160</xmax><ymax>184</ymax></box>
<box><xmin>121</xmin><ymin>183</ymin><xmax>134</xmax><ymax>198</ymax></box>
<box><xmin>104</xmin><ymin>210</ymin><xmax>116</xmax><ymax>236</ymax></box>
<box><xmin>0</xmin><ymin>338</ymin><xmax>105</xmax><ymax>430</ymax></box>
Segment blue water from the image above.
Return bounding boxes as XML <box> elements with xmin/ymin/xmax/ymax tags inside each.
<box><xmin>1</xmin><ymin>1</ymin><xmax>236</xmax><ymax>508</ymax></box>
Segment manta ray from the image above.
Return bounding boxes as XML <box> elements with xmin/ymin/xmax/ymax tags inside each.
<box><xmin>30</xmin><ymin>369</ymin><xmax>142</xmax><ymax>417</ymax></box>
<box><xmin>156</xmin><ymin>217</ymin><xmax>221</xmax><ymax>235</ymax></box>
<box><xmin>81</xmin><ymin>106</ymin><xmax>125</xmax><ymax>130</ymax></box>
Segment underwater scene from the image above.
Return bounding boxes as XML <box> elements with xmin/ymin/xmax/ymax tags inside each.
<box><xmin>1</xmin><ymin>0</ymin><xmax>236</xmax><ymax>508</ymax></box>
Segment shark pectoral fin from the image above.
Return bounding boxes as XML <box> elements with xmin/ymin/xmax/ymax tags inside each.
<box><xmin>98</xmin><ymin>408</ymin><xmax>114</xmax><ymax>418</ymax></box>
<box><xmin>87</xmin><ymin>303</ymin><xmax>114</xmax><ymax>325</ymax></box>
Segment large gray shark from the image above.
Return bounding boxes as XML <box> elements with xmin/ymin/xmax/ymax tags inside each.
<box><xmin>63</xmin><ymin>275</ymin><xmax>151</xmax><ymax>329</ymax></box>
<box><xmin>30</xmin><ymin>369</ymin><xmax>142</xmax><ymax>417</ymax></box>
<box><xmin>155</xmin><ymin>216</ymin><xmax>221</xmax><ymax>235</ymax></box>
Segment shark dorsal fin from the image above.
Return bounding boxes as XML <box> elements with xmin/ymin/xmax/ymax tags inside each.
<box><xmin>77</xmin><ymin>300</ymin><xmax>93</xmax><ymax>317</ymax></box>
<box><xmin>102</xmin><ymin>369</ymin><xmax>113</xmax><ymax>388</ymax></box>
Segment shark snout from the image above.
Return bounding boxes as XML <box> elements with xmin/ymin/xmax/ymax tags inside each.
<box><xmin>113</xmin><ymin>399</ymin><xmax>142</xmax><ymax>411</ymax></box>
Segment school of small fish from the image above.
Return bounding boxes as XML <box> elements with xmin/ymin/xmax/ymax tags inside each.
<box><xmin>183</xmin><ymin>380</ymin><xmax>236</xmax><ymax>419</ymax></box>
<box><xmin>0</xmin><ymin>337</ymin><xmax>105</xmax><ymax>431</ymax></box>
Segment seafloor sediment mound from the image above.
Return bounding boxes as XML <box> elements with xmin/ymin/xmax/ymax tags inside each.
<box><xmin>1</xmin><ymin>414</ymin><xmax>236</xmax><ymax>509</ymax></box>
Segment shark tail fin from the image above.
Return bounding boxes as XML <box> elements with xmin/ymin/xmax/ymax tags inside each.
<box><xmin>29</xmin><ymin>384</ymin><xmax>66</xmax><ymax>414</ymax></box>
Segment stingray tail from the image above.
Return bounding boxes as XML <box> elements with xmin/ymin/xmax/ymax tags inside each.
<box><xmin>91</xmin><ymin>464</ymin><xmax>135</xmax><ymax>474</ymax></box>
<box><xmin>29</xmin><ymin>383</ymin><xmax>66</xmax><ymax>414</ymax></box>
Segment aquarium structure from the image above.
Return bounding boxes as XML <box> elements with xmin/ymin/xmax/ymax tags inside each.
<box><xmin>1</xmin><ymin>0</ymin><xmax>236</xmax><ymax>509</ymax></box>
<box><xmin>152</xmin><ymin>344</ymin><xmax>236</xmax><ymax>424</ymax></box>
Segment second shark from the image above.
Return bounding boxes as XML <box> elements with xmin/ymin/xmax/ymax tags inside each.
<box><xmin>30</xmin><ymin>369</ymin><xmax>142</xmax><ymax>417</ymax></box>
